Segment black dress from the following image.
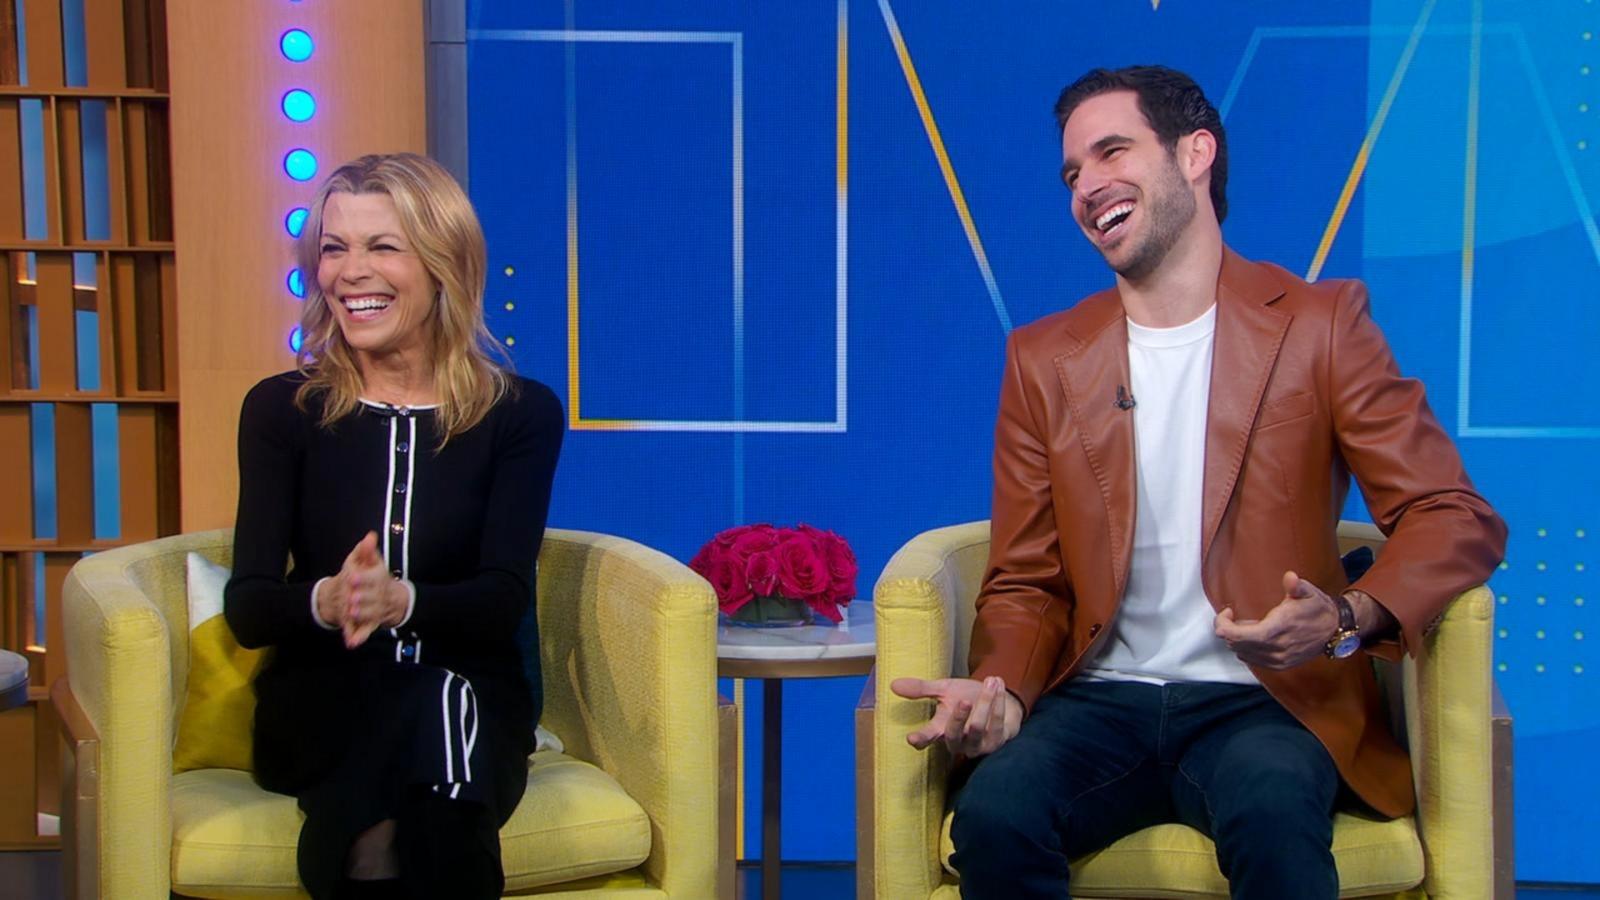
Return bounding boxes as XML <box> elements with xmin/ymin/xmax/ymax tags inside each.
<box><xmin>224</xmin><ymin>371</ymin><xmax>565</xmax><ymax>899</ymax></box>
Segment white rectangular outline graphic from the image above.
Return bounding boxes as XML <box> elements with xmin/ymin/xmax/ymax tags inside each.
<box><xmin>470</xmin><ymin>23</ymin><xmax>848</xmax><ymax>433</ymax></box>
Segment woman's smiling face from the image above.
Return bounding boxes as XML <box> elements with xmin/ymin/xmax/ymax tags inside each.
<box><xmin>316</xmin><ymin>191</ymin><xmax>438</xmax><ymax>364</ymax></box>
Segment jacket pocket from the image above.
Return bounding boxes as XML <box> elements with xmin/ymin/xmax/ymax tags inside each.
<box><xmin>1254</xmin><ymin>391</ymin><xmax>1314</xmax><ymax>431</ymax></box>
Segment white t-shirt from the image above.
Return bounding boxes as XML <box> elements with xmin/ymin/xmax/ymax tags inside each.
<box><xmin>1081</xmin><ymin>304</ymin><xmax>1257</xmax><ymax>686</ymax></box>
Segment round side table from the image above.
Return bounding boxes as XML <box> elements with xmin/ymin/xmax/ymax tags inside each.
<box><xmin>0</xmin><ymin>650</ymin><xmax>29</xmax><ymax>711</ymax></box>
<box><xmin>717</xmin><ymin>602</ymin><xmax>875</xmax><ymax>900</ymax></box>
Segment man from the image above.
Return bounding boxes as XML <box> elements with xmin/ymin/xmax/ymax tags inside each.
<box><xmin>890</xmin><ymin>66</ymin><xmax>1506</xmax><ymax>899</ymax></box>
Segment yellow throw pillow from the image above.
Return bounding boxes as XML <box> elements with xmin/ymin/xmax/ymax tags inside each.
<box><xmin>173</xmin><ymin>552</ymin><xmax>266</xmax><ymax>773</ymax></box>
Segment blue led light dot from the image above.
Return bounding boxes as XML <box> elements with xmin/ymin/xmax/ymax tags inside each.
<box><xmin>287</xmin><ymin>269</ymin><xmax>306</xmax><ymax>298</ymax></box>
<box><xmin>281</xmin><ymin>29</ymin><xmax>315</xmax><ymax>62</ymax></box>
<box><xmin>285</xmin><ymin>149</ymin><xmax>318</xmax><ymax>181</ymax></box>
<box><xmin>289</xmin><ymin>327</ymin><xmax>304</xmax><ymax>353</ymax></box>
<box><xmin>282</xmin><ymin>89</ymin><xmax>317</xmax><ymax>123</ymax></box>
<box><xmin>285</xmin><ymin>207</ymin><xmax>310</xmax><ymax>238</ymax></box>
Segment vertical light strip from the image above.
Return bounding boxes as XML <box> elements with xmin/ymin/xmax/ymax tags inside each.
<box><xmin>564</xmin><ymin>7</ymin><xmax>582</xmax><ymax>428</ymax></box>
<box><xmin>836</xmin><ymin>0</ymin><xmax>850</xmax><ymax>428</ymax></box>
<box><xmin>1305</xmin><ymin>0</ymin><xmax>1437</xmax><ymax>283</ymax></box>
<box><xmin>732</xmin><ymin>36</ymin><xmax>745</xmax><ymax>423</ymax></box>
<box><xmin>731</xmin><ymin>36</ymin><xmax>746</xmax><ymax>522</ymax></box>
<box><xmin>878</xmin><ymin>0</ymin><xmax>1012</xmax><ymax>334</ymax></box>
<box><xmin>1457</xmin><ymin>0</ymin><xmax>1482</xmax><ymax>433</ymax></box>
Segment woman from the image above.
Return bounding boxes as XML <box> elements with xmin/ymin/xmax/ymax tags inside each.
<box><xmin>224</xmin><ymin>153</ymin><xmax>563</xmax><ymax>899</ymax></box>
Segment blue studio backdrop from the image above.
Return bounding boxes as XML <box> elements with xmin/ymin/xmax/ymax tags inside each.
<box><xmin>464</xmin><ymin>0</ymin><xmax>1598</xmax><ymax>880</ymax></box>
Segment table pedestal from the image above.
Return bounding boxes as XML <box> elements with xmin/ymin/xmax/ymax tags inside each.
<box><xmin>718</xmin><ymin>606</ymin><xmax>877</xmax><ymax>900</ymax></box>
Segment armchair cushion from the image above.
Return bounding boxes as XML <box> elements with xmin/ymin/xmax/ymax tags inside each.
<box><xmin>937</xmin><ymin>810</ymin><xmax>1423</xmax><ymax>898</ymax></box>
<box><xmin>170</xmin><ymin>751</ymin><xmax>651</xmax><ymax>898</ymax></box>
<box><xmin>173</xmin><ymin>553</ymin><xmax>265</xmax><ymax>774</ymax></box>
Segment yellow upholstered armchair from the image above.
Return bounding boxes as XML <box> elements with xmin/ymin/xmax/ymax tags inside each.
<box><xmin>856</xmin><ymin>521</ymin><xmax>1514</xmax><ymax>900</ymax></box>
<box><xmin>54</xmin><ymin>528</ymin><xmax>735</xmax><ymax>899</ymax></box>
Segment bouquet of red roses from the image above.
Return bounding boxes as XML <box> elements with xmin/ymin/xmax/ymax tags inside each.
<box><xmin>688</xmin><ymin>524</ymin><xmax>858</xmax><ymax>623</ymax></box>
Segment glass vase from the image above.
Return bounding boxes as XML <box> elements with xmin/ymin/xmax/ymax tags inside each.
<box><xmin>724</xmin><ymin>594</ymin><xmax>816</xmax><ymax>628</ymax></box>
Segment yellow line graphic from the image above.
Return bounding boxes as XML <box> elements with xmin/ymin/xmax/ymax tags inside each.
<box><xmin>878</xmin><ymin>0</ymin><xmax>1012</xmax><ymax>331</ymax></box>
<box><xmin>1305</xmin><ymin>0</ymin><xmax>1437</xmax><ymax>283</ymax></box>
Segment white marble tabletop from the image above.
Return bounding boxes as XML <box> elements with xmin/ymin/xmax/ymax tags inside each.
<box><xmin>716</xmin><ymin>600</ymin><xmax>876</xmax><ymax>661</ymax></box>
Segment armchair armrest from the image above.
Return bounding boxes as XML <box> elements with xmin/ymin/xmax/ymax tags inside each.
<box><xmin>57</xmin><ymin>530</ymin><xmax>232</xmax><ymax>899</ymax></box>
<box><xmin>1406</xmin><ymin>585</ymin><xmax>1495</xmax><ymax>898</ymax></box>
<box><xmin>869</xmin><ymin>522</ymin><xmax>990</xmax><ymax>899</ymax></box>
<box><xmin>534</xmin><ymin>529</ymin><xmax>720</xmax><ymax>897</ymax></box>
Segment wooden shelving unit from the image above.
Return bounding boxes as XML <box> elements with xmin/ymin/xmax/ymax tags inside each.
<box><xmin>0</xmin><ymin>0</ymin><xmax>175</xmax><ymax>850</ymax></box>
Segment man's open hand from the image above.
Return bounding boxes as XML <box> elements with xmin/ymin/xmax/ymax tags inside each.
<box><xmin>889</xmin><ymin>675</ymin><xmax>1023</xmax><ymax>757</ymax></box>
<box><xmin>1214</xmin><ymin>570</ymin><xmax>1340</xmax><ymax>669</ymax></box>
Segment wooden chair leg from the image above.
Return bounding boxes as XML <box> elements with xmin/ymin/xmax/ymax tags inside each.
<box><xmin>718</xmin><ymin>693</ymin><xmax>737</xmax><ymax>900</ymax></box>
<box><xmin>1492</xmin><ymin>683</ymin><xmax>1515</xmax><ymax>900</ymax></box>
<box><xmin>855</xmin><ymin>670</ymin><xmax>875</xmax><ymax>900</ymax></box>
<box><xmin>52</xmin><ymin>678</ymin><xmax>99</xmax><ymax>900</ymax></box>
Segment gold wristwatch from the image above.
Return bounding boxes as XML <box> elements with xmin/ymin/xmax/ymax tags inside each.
<box><xmin>1325</xmin><ymin>592</ymin><xmax>1362</xmax><ymax>659</ymax></box>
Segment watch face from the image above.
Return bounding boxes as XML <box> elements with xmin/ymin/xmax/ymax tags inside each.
<box><xmin>1332</xmin><ymin>633</ymin><xmax>1363</xmax><ymax>659</ymax></box>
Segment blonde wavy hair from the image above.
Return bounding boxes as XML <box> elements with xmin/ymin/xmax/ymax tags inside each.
<box><xmin>293</xmin><ymin>153</ymin><xmax>511</xmax><ymax>445</ymax></box>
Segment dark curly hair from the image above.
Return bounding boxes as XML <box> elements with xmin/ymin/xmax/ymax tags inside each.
<box><xmin>1054</xmin><ymin>66</ymin><xmax>1228</xmax><ymax>224</ymax></box>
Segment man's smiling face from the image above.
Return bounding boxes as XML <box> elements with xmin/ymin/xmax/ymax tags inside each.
<box><xmin>1060</xmin><ymin>90</ymin><xmax>1200</xmax><ymax>281</ymax></box>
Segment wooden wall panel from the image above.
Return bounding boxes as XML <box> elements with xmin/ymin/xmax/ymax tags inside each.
<box><xmin>51</xmin><ymin>405</ymin><xmax>95</xmax><ymax>546</ymax></box>
<box><xmin>19</xmin><ymin>0</ymin><xmax>63</xmax><ymax>89</ymax></box>
<box><xmin>0</xmin><ymin>100</ymin><xmax>22</xmax><ymax>240</ymax></box>
<box><xmin>56</xmin><ymin>101</ymin><xmax>85</xmax><ymax>245</ymax></box>
<box><xmin>0</xmin><ymin>2</ymin><xmax>18</xmax><ymax>85</ymax></box>
<box><xmin>116</xmin><ymin>403</ymin><xmax>160</xmax><ymax>542</ymax></box>
<box><xmin>31</xmin><ymin>253</ymin><xmax>75</xmax><ymax>392</ymax></box>
<box><xmin>0</xmin><ymin>408</ymin><xmax>32</xmax><ymax>542</ymax></box>
<box><xmin>81</xmin><ymin>0</ymin><xmax>128</xmax><ymax>90</ymax></box>
<box><xmin>0</xmin><ymin>259</ymin><xmax>17</xmax><ymax>391</ymax></box>
<box><xmin>103</xmin><ymin>101</ymin><xmax>127</xmax><ymax>244</ymax></box>
<box><xmin>3</xmin><ymin>0</ymin><xmax>180</xmax><ymax>848</ymax></box>
<box><xmin>169</xmin><ymin>0</ymin><xmax>427</xmax><ymax>529</ymax></box>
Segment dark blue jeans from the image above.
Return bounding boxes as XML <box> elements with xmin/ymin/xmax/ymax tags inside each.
<box><xmin>949</xmin><ymin>680</ymin><xmax>1341</xmax><ymax>900</ymax></box>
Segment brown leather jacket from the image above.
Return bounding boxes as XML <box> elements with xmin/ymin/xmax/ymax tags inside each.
<box><xmin>968</xmin><ymin>248</ymin><xmax>1506</xmax><ymax>817</ymax></box>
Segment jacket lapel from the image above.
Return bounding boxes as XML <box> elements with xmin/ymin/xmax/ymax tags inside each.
<box><xmin>1201</xmin><ymin>249</ymin><xmax>1291</xmax><ymax>560</ymax></box>
<box><xmin>1053</xmin><ymin>292</ymin><xmax>1137</xmax><ymax>598</ymax></box>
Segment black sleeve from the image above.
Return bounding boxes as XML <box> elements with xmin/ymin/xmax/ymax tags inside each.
<box><xmin>404</xmin><ymin>381</ymin><xmax>565</xmax><ymax>641</ymax></box>
<box><xmin>223</xmin><ymin>377</ymin><xmax>339</xmax><ymax>650</ymax></box>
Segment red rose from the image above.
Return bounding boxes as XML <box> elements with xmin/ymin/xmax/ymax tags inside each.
<box><xmin>821</xmin><ymin>534</ymin><xmax>858</xmax><ymax>605</ymax></box>
<box><xmin>797</xmin><ymin>525</ymin><xmax>857</xmax><ymax>606</ymax></box>
<box><xmin>714</xmin><ymin>523</ymin><xmax>759</xmax><ymax>549</ymax></box>
<box><xmin>728</xmin><ymin>526</ymin><xmax>779</xmax><ymax>567</ymax></box>
<box><xmin>805</xmin><ymin>594</ymin><xmax>845</xmax><ymax>623</ymax></box>
<box><xmin>709</xmin><ymin>555</ymin><xmax>753</xmax><ymax>614</ymax></box>
<box><xmin>775</xmin><ymin>532</ymin><xmax>831</xmax><ymax>600</ymax></box>
<box><xmin>746</xmin><ymin>550</ymin><xmax>780</xmax><ymax>597</ymax></box>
